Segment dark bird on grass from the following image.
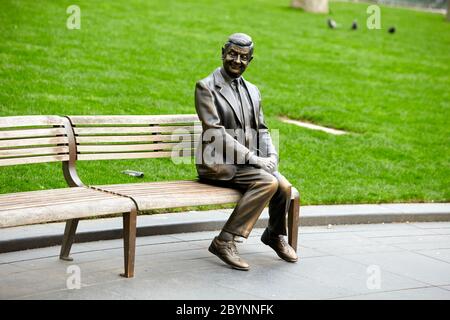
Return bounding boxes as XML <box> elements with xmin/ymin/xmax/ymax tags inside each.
<box><xmin>351</xmin><ymin>20</ymin><xmax>358</xmax><ymax>30</ymax></box>
<box><xmin>327</xmin><ymin>18</ymin><xmax>337</xmax><ymax>29</ymax></box>
<box><xmin>388</xmin><ymin>26</ymin><xmax>396</xmax><ymax>34</ymax></box>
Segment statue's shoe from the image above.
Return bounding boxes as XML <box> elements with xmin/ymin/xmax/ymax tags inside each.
<box><xmin>208</xmin><ymin>237</ymin><xmax>250</xmax><ymax>271</ymax></box>
<box><xmin>261</xmin><ymin>228</ymin><xmax>298</xmax><ymax>262</ymax></box>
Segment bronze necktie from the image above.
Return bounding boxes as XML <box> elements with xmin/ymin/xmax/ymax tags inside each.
<box><xmin>232</xmin><ymin>79</ymin><xmax>254</xmax><ymax>151</ymax></box>
<box><xmin>232</xmin><ymin>79</ymin><xmax>250</xmax><ymax>131</ymax></box>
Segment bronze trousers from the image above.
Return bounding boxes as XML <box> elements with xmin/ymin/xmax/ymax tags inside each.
<box><xmin>200</xmin><ymin>165</ymin><xmax>292</xmax><ymax>238</ymax></box>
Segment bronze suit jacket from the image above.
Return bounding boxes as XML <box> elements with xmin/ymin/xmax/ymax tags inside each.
<box><xmin>195</xmin><ymin>67</ymin><xmax>278</xmax><ymax>180</ymax></box>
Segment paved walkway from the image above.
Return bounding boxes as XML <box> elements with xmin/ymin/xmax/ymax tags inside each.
<box><xmin>1</xmin><ymin>222</ymin><xmax>450</xmax><ymax>300</ymax></box>
<box><xmin>1</xmin><ymin>203</ymin><xmax>449</xmax><ymax>253</ymax></box>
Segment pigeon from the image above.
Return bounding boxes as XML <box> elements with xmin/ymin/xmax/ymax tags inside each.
<box><xmin>327</xmin><ymin>18</ymin><xmax>337</xmax><ymax>29</ymax></box>
<box><xmin>351</xmin><ymin>20</ymin><xmax>358</xmax><ymax>30</ymax></box>
<box><xmin>388</xmin><ymin>26</ymin><xmax>396</xmax><ymax>34</ymax></box>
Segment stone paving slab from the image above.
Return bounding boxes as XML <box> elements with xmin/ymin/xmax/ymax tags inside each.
<box><xmin>336</xmin><ymin>286</ymin><xmax>450</xmax><ymax>300</ymax></box>
<box><xmin>339</xmin><ymin>251</ymin><xmax>450</xmax><ymax>286</ymax></box>
<box><xmin>415</xmin><ymin>249</ymin><xmax>450</xmax><ymax>263</ymax></box>
<box><xmin>1</xmin><ymin>222</ymin><xmax>450</xmax><ymax>300</ymax></box>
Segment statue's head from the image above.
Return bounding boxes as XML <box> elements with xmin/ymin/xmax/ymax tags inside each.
<box><xmin>221</xmin><ymin>33</ymin><xmax>254</xmax><ymax>78</ymax></box>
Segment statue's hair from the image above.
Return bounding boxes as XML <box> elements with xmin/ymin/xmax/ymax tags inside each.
<box><xmin>223</xmin><ymin>33</ymin><xmax>254</xmax><ymax>56</ymax></box>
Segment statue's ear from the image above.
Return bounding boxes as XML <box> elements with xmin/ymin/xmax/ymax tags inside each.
<box><xmin>221</xmin><ymin>47</ymin><xmax>225</xmax><ymax>59</ymax></box>
<box><xmin>249</xmin><ymin>56</ymin><xmax>254</xmax><ymax>63</ymax></box>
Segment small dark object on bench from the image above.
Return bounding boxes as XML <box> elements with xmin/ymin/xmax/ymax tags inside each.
<box><xmin>122</xmin><ymin>170</ymin><xmax>144</xmax><ymax>178</ymax></box>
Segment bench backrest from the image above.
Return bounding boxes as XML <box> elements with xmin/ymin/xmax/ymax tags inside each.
<box><xmin>67</xmin><ymin>115</ymin><xmax>201</xmax><ymax>162</ymax></box>
<box><xmin>0</xmin><ymin>116</ymin><xmax>74</xmax><ymax>167</ymax></box>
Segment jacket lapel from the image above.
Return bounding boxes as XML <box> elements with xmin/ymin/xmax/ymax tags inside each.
<box><xmin>213</xmin><ymin>69</ymin><xmax>243</xmax><ymax>127</ymax></box>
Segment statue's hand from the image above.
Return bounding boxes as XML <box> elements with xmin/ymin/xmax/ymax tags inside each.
<box><xmin>268</xmin><ymin>154</ymin><xmax>278</xmax><ymax>173</ymax></box>
<box><xmin>249</xmin><ymin>154</ymin><xmax>277</xmax><ymax>173</ymax></box>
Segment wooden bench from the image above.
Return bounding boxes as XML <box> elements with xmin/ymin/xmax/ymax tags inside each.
<box><xmin>0</xmin><ymin>115</ymin><xmax>300</xmax><ymax>278</ymax></box>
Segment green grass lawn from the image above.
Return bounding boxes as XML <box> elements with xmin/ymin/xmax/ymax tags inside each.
<box><xmin>0</xmin><ymin>0</ymin><xmax>449</xmax><ymax>205</ymax></box>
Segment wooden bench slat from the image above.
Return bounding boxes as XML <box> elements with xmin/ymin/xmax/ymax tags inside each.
<box><xmin>114</xmin><ymin>190</ymin><xmax>240</xmax><ymax>198</ymax></box>
<box><xmin>0</xmin><ymin>188</ymin><xmax>109</xmax><ymax>203</ymax></box>
<box><xmin>0</xmin><ymin>198</ymin><xmax>135</xmax><ymax>228</ymax></box>
<box><xmin>68</xmin><ymin>115</ymin><xmax>199</xmax><ymax>125</ymax></box>
<box><xmin>96</xmin><ymin>188</ymin><xmax>239</xmax><ymax>197</ymax></box>
<box><xmin>95</xmin><ymin>181</ymin><xmax>219</xmax><ymax>192</ymax></box>
<box><xmin>77</xmin><ymin>143</ymin><xmax>191</xmax><ymax>153</ymax></box>
<box><xmin>0</xmin><ymin>137</ymin><xmax>68</xmax><ymax>148</ymax></box>
<box><xmin>0</xmin><ymin>191</ymin><xmax>119</xmax><ymax>204</ymax></box>
<box><xmin>74</xmin><ymin>125</ymin><xmax>201</xmax><ymax>135</ymax></box>
<box><xmin>76</xmin><ymin>134</ymin><xmax>199</xmax><ymax>144</ymax></box>
<box><xmin>96</xmin><ymin>184</ymin><xmax>236</xmax><ymax>193</ymax></box>
<box><xmin>132</xmin><ymin>193</ymin><xmax>241</xmax><ymax>211</ymax></box>
<box><xmin>0</xmin><ymin>187</ymin><xmax>132</xmax><ymax>211</ymax></box>
<box><xmin>0</xmin><ymin>195</ymin><xmax>124</xmax><ymax>211</ymax></box>
<box><xmin>96</xmin><ymin>183</ymin><xmax>215</xmax><ymax>190</ymax></box>
<box><xmin>95</xmin><ymin>180</ymin><xmax>206</xmax><ymax>189</ymax></box>
<box><xmin>77</xmin><ymin>150</ymin><xmax>193</xmax><ymax>161</ymax></box>
<box><xmin>0</xmin><ymin>116</ymin><xmax>65</xmax><ymax>128</ymax></box>
<box><xmin>0</xmin><ymin>128</ymin><xmax>66</xmax><ymax>139</ymax></box>
<box><xmin>0</xmin><ymin>155</ymin><xmax>69</xmax><ymax>166</ymax></box>
<box><xmin>0</xmin><ymin>146</ymin><xmax>69</xmax><ymax>158</ymax></box>
<box><xmin>0</xmin><ymin>186</ymin><xmax>100</xmax><ymax>198</ymax></box>
<box><xmin>0</xmin><ymin>195</ymin><xmax>121</xmax><ymax>210</ymax></box>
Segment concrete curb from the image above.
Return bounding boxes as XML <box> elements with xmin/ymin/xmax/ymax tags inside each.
<box><xmin>1</xmin><ymin>203</ymin><xmax>449</xmax><ymax>254</ymax></box>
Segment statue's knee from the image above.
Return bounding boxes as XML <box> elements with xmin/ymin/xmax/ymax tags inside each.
<box><xmin>268</xmin><ymin>177</ymin><xmax>279</xmax><ymax>194</ymax></box>
<box><xmin>278</xmin><ymin>181</ymin><xmax>292</xmax><ymax>198</ymax></box>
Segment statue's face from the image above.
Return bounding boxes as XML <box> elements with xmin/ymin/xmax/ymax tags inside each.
<box><xmin>222</xmin><ymin>44</ymin><xmax>252</xmax><ymax>78</ymax></box>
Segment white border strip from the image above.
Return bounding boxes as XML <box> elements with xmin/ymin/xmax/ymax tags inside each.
<box><xmin>280</xmin><ymin>117</ymin><xmax>348</xmax><ymax>135</ymax></box>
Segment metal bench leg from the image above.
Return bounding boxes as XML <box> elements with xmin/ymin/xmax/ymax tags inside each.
<box><xmin>60</xmin><ymin>219</ymin><xmax>79</xmax><ymax>261</ymax></box>
<box><xmin>121</xmin><ymin>208</ymin><xmax>137</xmax><ymax>278</ymax></box>
<box><xmin>287</xmin><ymin>187</ymin><xmax>300</xmax><ymax>252</ymax></box>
